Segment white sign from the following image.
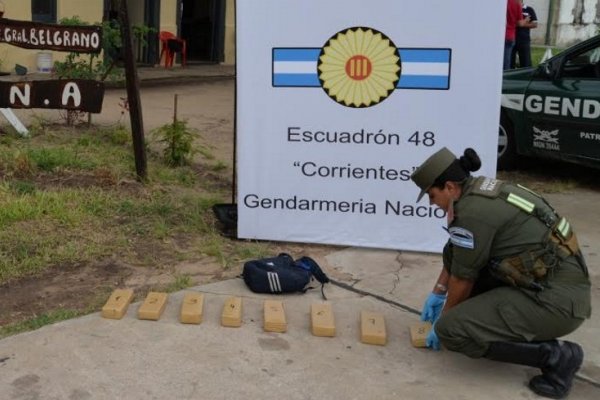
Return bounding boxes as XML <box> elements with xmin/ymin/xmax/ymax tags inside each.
<box><xmin>237</xmin><ymin>0</ymin><xmax>505</xmax><ymax>252</ymax></box>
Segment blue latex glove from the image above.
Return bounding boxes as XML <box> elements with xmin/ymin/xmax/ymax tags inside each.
<box><xmin>421</xmin><ymin>292</ymin><xmax>447</xmax><ymax>323</ymax></box>
<box><xmin>426</xmin><ymin>325</ymin><xmax>441</xmax><ymax>351</ymax></box>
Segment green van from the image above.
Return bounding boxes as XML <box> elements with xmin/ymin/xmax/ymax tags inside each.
<box><xmin>499</xmin><ymin>35</ymin><xmax>600</xmax><ymax>169</ymax></box>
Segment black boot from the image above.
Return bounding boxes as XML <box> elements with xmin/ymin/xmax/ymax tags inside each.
<box><xmin>528</xmin><ymin>341</ymin><xmax>584</xmax><ymax>399</ymax></box>
<box><xmin>485</xmin><ymin>340</ymin><xmax>584</xmax><ymax>399</ymax></box>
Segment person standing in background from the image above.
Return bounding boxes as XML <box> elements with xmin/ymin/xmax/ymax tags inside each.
<box><xmin>511</xmin><ymin>1</ymin><xmax>538</xmax><ymax>68</ymax></box>
<box><xmin>505</xmin><ymin>0</ymin><xmax>525</xmax><ymax>70</ymax></box>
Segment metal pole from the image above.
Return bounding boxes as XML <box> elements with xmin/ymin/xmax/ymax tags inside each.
<box><xmin>232</xmin><ymin>0</ymin><xmax>237</xmax><ymax>205</ymax></box>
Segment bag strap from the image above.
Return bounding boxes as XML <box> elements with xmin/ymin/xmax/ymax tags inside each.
<box><xmin>302</xmin><ymin>282</ymin><xmax>327</xmax><ymax>300</ymax></box>
<box><xmin>296</xmin><ymin>256</ymin><xmax>329</xmax><ymax>300</ymax></box>
<box><xmin>320</xmin><ymin>283</ymin><xmax>327</xmax><ymax>301</ymax></box>
<box><xmin>296</xmin><ymin>256</ymin><xmax>329</xmax><ymax>283</ymax></box>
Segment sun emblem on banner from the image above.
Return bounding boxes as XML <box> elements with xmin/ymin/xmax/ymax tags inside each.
<box><xmin>318</xmin><ymin>27</ymin><xmax>401</xmax><ymax>108</ymax></box>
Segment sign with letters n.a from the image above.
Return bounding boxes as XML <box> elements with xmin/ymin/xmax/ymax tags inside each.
<box><xmin>236</xmin><ymin>0</ymin><xmax>505</xmax><ymax>252</ymax></box>
<box><xmin>0</xmin><ymin>80</ymin><xmax>104</xmax><ymax>113</ymax></box>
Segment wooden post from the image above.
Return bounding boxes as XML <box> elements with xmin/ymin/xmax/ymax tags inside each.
<box><xmin>173</xmin><ymin>94</ymin><xmax>178</xmax><ymax>125</ymax></box>
<box><xmin>119</xmin><ymin>0</ymin><xmax>147</xmax><ymax>180</ymax></box>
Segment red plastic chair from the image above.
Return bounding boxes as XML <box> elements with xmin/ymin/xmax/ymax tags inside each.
<box><xmin>159</xmin><ymin>31</ymin><xmax>187</xmax><ymax>68</ymax></box>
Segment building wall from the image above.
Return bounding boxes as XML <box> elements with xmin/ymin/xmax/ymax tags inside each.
<box><xmin>224</xmin><ymin>0</ymin><xmax>234</xmax><ymax>64</ymax></box>
<box><xmin>527</xmin><ymin>0</ymin><xmax>552</xmax><ymax>45</ymax></box>
<box><xmin>555</xmin><ymin>0</ymin><xmax>600</xmax><ymax>46</ymax></box>
<box><xmin>161</xmin><ymin>0</ymin><xmax>178</xmax><ymax>37</ymax></box>
<box><xmin>527</xmin><ymin>0</ymin><xmax>600</xmax><ymax>47</ymax></box>
<box><xmin>58</xmin><ymin>0</ymin><xmax>103</xmax><ymax>24</ymax></box>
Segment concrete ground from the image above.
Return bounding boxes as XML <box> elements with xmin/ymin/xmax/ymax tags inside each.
<box><xmin>0</xmin><ymin>66</ymin><xmax>598</xmax><ymax>400</ymax></box>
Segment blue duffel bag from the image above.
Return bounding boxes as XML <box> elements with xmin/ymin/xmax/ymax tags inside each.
<box><xmin>242</xmin><ymin>253</ymin><xmax>329</xmax><ymax>299</ymax></box>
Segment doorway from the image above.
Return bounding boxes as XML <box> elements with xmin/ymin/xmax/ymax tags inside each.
<box><xmin>180</xmin><ymin>0</ymin><xmax>225</xmax><ymax>63</ymax></box>
<box><xmin>143</xmin><ymin>0</ymin><xmax>160</xmax><ymax>65</ymax></box>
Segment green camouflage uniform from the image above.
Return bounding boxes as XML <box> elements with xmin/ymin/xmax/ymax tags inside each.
<box><xmin>435</xmin><ymin>176</ymin><xmax>591</xmax><ymax>358</ymax></box>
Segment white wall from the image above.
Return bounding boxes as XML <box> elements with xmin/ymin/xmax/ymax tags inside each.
<box><xmin>526</xmin><ymin>0</ymin><xmax>600</xmax><ymax>47</ymax></box>
<box><xmin>555</xmin><ymin>0</ymin><xmax>599</xmax><ymax>46</ymax></box>
<box><xmin>527</xmin><ymin>0</ymin><xmax>552</xmax><ymax>45</ymax></box>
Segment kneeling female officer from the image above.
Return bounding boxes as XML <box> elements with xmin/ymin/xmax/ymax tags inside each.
<box><xmin>410</xmin><ymin>147</ymin><xmax>590</xmax><ymax>399</ymax></box>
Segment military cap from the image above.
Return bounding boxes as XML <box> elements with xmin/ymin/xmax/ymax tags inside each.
<box><xmin>411</xmin><ymin>147</ymin><xmax>457</xmax><ymax>201</ymax></box>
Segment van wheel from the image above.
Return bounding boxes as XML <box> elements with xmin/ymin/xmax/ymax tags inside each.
<box><xmin>498</xmin><ymin>114</ymin><xmax>518</xmax><ymax>170</ymax></box>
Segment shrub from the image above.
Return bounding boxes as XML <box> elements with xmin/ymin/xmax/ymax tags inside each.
<box><xmin>153</xmin><ymin>120</ymin><xmax>197</xmax><ymax>166</ymax></box>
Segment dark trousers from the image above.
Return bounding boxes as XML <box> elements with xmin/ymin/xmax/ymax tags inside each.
<box><xmin>435</xmin><ymin>255</ymin><xmax>590</xmax><ymax>358</ymax></box>
<box><xmin>503</xmin><ymin>40</ymin><xmax>515</xmax><ymax>70</ymax></box>
<box><xmin>511</xmin><ymin>40</ymin><xmax>532</xmax><ymax>68</ymax></box>
<box><xmin>435</xmin><ymin>286</ymin><xmax>585</xmax><ymax>358</ymax></box>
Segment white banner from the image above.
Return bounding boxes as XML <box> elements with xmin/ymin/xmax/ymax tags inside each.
<box><xmin>236</xmin><ymin>0</ymin><xmax>505</xmax><ymax>252</ymax></box>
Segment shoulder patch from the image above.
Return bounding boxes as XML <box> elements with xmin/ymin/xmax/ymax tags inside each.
<box><xmin>470</xmin><ymin>177</ymin><xmax>502</xmax><ymax>198</ymax></box>
<box><xmin>448</xmin><ymin>226</ymin><xmax>475</xmax><ymax>249</ymax></box>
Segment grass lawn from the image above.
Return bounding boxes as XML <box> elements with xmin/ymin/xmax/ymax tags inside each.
<box><xmin>0</xmin><ymin>122</ymin><xmax>278</xmax><ymax>336</ymax></box>
<box><xmin>511</xmin><ymin>45</ymin><xmax>563</xmax><ymax>68</ymax></box>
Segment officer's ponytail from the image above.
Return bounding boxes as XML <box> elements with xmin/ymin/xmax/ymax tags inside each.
<box><xmin>431</xmin><ymin>148</ymin><xmax>481</xmax><ymax>189</ymax></box>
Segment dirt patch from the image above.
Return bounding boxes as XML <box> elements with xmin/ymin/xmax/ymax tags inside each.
<box><xmin>497</xmin><ymin>159</ymin><xmax>600</xmax><ymax>193</ymax></box>
<box><xmin>32</xmin><ymin>170</ymin><xmax>119</xmax><ymax>189</ymax></box>
<box><xmin>0</xmin><ymin>256</ymin><xmax>236</xmax><ymax>326</ymax></box>
<box><xmin>0</xmin><ymin>235</ymin><xmax>338</xmax><ymax>328</ymax></box>
<box><xmin>0</xmin><ymin>261</ymin><xmax>126</xmax><ymax>325</ymax></box>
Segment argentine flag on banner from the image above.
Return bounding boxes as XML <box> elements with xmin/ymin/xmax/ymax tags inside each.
<box><xmin>273</xmin><ymin>48</ymin><xmax>451</xmax><ymax>89</ymax></box>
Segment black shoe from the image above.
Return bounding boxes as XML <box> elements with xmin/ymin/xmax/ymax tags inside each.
<box><xmin>528</xmin><ymin>341</ymin><xmax>584</xmax><ymax>399</ymax></box>
<box><xmin>485</xmin><ymin>340</ymin><xmax>584</xmax><ymax>399</ymax></box>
